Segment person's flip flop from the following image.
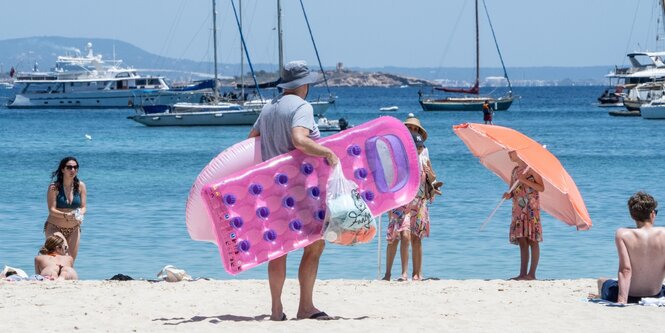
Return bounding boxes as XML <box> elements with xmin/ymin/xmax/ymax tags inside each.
<box><xmin>309</xmin><ymin>311</ymin><xmax>331</xmax><ymax>320</ymax></box>
<box><xmin>281</xmin><ymin>313</ymin><xmax>287</xmax><ymax>321</ymax></box>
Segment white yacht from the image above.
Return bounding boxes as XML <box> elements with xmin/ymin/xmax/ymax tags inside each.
<box><xmin>7</xmin><ymin>43</ymin><xmax>207</xmax><ymax>109</ymax></box>
<box><xmin>605</xmin><ymin>51</ymin><xmax>665</xmax><ymax>110</ymax></box>
<box><xmin>639</xmin><ymin>96</ymin><xmax>665</xmax><ymax>119</ymax></box>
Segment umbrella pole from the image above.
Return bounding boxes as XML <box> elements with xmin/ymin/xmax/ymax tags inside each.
<box><xmin>377</xmin><ymin>214</ymin><xmax>382</xmax><ymax>280</ymax></box>
<box><xmin>480</xmin><ymin>167</ymin><xmax>530</xmax><ymax>231</ymax></box>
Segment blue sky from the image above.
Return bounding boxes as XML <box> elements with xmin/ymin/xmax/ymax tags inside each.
<box><xmin>2</xmin><ymin>0</ymin><xmax>663</xmax><ymax>68</ymax></box>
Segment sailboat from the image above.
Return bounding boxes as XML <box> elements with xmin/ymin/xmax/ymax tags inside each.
<box><xmin>128</xmin><ymin>0</ymin><xmax>261</xmax><ymax>126</ymax></box>
<box><xmin>419</xmin><ymin>0</ymin><xmax>514</xmax><ymax>112</ymax></box>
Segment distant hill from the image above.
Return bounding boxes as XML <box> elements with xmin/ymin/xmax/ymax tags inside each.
<box><xmin>0</xmin><ymin>36</ymin><xmax>612</xmax><ymax>86</ymax></box>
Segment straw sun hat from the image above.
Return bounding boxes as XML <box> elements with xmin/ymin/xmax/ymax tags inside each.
<box><xmin>404</xmin><ymin>115</ymin><xmax>428</xmax><ymax>141</ymax></box>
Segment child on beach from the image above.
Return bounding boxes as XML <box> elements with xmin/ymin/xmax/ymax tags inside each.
<box><xmin>503</xmin><ymin>150</ymin><xmax>544</xmax><ymax>280</ymax></box>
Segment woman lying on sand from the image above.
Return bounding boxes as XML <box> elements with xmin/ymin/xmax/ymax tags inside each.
<box><xmin>34</xmin><ymin>233</ymin><xmax>78</xmax><ymax>280</ymax></box>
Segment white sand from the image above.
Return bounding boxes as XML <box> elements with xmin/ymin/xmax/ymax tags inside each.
<box><xmin>1</xmin><ymin>279</ymin><xmax>663</xmax><ymax>332</ymax></box>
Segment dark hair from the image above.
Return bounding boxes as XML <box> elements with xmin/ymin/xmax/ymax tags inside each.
<box><xmin>51</xmin><ymin>156</ymin><xmax>80</xmax><ymax>193</ymax></box>
<box><xmin>628</xmin><ymin>191</ymin><xmax>658</xmax><ymax>222</ymax></box>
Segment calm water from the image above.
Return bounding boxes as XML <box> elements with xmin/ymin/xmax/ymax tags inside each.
<box><xmin>1</xmin><ymin>86</ymin><xmax>663</xmax><ymax>281</ymax></box>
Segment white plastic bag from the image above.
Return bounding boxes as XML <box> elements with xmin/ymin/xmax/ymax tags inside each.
<box><xmin>322</xmin><ymin>164</ymin><xmax>376</xmax><ymax>245</ymax></box>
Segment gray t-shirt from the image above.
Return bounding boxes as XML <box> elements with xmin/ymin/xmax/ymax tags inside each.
<box><xmin>252</xmin><ymin>94</ymin><xmax>320</xmax><ymax>161</ymax></box>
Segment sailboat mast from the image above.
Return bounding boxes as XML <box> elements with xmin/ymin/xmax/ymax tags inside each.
<box><xmin>212</xmin><ymin>0</ymin><xmax>219</xmax><ymax>97</ymax></box>
<box><xmin>277</xmin><ymin>0</ymin><xmax>284</xmax><ymax>72</ymax></box>
<box><xmin>240</xmin><ymin>0</ymin><xmax>244</xmax><ymax>98</ymax></box>
<box><xmin>475</xmin><ymin>0</ymin><xmax>479</xmax><ymax>87</ymax></box>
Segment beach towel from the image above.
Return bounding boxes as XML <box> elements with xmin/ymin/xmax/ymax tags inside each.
<box><xmin>639</xmin><ymin>297</ymin><xmax>665</xmax><ymax>307</ymax></box>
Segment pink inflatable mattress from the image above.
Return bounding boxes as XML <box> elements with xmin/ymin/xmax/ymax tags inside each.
<box><xmin>201</xmin><ymin>116</ymin><xmax>420</xmax><ymax>274</ymax></box>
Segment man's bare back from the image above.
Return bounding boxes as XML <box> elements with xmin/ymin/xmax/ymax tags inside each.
<box><xmin>615</xmin><ymin>225</ymin><xmax>665</xmax><ymax>296</ymax></box>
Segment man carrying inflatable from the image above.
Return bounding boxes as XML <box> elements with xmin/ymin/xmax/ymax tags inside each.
<box><xmin>248</xmin><ymin>60</ymin><xmax>339</xmax><ymax>321</ymax></box>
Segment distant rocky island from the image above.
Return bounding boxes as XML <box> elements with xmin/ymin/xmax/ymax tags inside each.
<box><xmin>221</xmin><ymin>67</ymin><xmax>435</xmax><ymax>88</ymax></box>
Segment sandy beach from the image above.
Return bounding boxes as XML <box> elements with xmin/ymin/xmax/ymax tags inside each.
<box><xmin>1</xmin><ymin>278</ymin><xmax>663</xmax><ymax>332</ymax></box>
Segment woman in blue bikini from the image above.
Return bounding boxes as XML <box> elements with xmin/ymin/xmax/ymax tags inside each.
<box><xmin>44</xmin><ymin>156</ymin><xmax>87</xmax><ymax>262</ymax></box>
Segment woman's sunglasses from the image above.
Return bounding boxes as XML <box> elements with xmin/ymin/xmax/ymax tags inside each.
<box><xmin>65</xmin><ymin>165</ymin><xmax>79</xmax><ymax>170</ymax></box>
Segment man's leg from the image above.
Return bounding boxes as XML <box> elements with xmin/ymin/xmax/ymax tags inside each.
<box><xmin>297</xmin><ymin>239</ymin><xmax>327</xmax><ymax>319</ymax></box>
<box><xmin>269</xmin><ymin>254</ymin><xmax>287</xmax><ymax>321</ymax></box>
<box><xmin>382</xmin><ymin>239</ymin><xmax>399</xmax><ymax>280</ymax></box>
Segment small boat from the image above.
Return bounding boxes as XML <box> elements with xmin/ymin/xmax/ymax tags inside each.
<box><xmin>597</xmin><ymin>87</ymin><xmax>624</xmax><ymax>107</ymax></box>
<box><xmin>316</xmin><ymin>117</ymin><xmax>350</xmax><ymax>132</ymax></box>
<box><xmin>419</xmin><ymin>0</ymin><xmax>514</xmax><ymax>112</ymax></box>
<box><xmin>379</xmin><ymin>106</ymin><xmax>399</xmax><ymax>112</ymax></box>
<box><xmin>608</xmin><ymin>110</ymin><xmax>641</xmax><ymax>117</ymax></box>
<box><xmin>640</xmin><ymin>97</ymin><xmax>665</xmax><ymax>119</ymax></box>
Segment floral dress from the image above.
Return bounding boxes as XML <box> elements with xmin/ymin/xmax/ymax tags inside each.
<box><xmin>509</xmin><ymin>165</ymin><xmax>542</xmax><ymax>244</ymax></box>
<box><xmin>386</xmin><ymin>156</ymin><xmax>431</xmax><ymax>242</ymax></box>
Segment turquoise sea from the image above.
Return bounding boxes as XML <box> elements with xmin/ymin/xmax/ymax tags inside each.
<box><xmin>1</xmin><ymin>86</ymin><xmax>663</xmax><ymax>281</ymax></box>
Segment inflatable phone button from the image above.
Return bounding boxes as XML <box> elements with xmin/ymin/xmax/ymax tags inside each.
<box><xmin>237</xmin><ymin>240</ymin><xmax>251</xmax><ymax>252</ymax></box>
<box><xmin>347</xmin><ymin>144</ymin><xmax>362</xmax><ymax>156</ymax></box>
<box><xmin>289</xmin><ymin>219</ymin><xmax>303</xmax><ymax>231</ymax></box>
<box><xmin>354</xmin><ymin>168</ymin><xmax>368</xmax><ymax>180</ymax></box>
<box><xmin>365</xmin><ymin>134</ymin><xmax>410</xmax><ymax>193</ymax></box>
<box><xmin>283</xmin><ymin>196</ymin><xmax>296</xmax><ymax>208</ymax></box>
<box><xmin>275</xmin><ymin>173</ymin><xmax>289</xmax><ymax>186</ymax></box>
<box><xmin>256</xmin><ymin>207</ymin><xmax>270</xmax><ymax>219</ymax></box>
<box><xmin>249</xmin><ymin>183</ymin><xmax>263</xmax><ymax>196</ymax></box>
<box><xmin>230</xmin><ymin>217</ymin><xmax>244</xmax><ymax>229</ymax></box>
<box><xmin>301</xmin><ymin>163</ymin><xmax>314</xmax><ymax>175</ymax></box>
<box><xmin>263</xmin><ymin>229</ymin><xmax>277</xmax><ymax>242</ymax></box>
<box><xmin>362</xmin><ymin>190</ymin><xmax>375</xmax><ymax>202</ymax></box>
<box><xmin>223</xmin><ymin>194</ymin><xmax>237</xmax><ymax>206</ymax></box>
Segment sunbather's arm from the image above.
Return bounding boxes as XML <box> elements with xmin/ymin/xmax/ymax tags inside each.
<box><xmin>615</xmin><ymin>230</ymin><xmax>632</xmax><ymax>304</ymax></box>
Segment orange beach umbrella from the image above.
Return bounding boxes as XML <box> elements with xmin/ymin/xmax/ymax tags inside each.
<box><xmin>452</xmin><ymin>123</ymin><xmax>592</xmax><ymax>230</ymax></box>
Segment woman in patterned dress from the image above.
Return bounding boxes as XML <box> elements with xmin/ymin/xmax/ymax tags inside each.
<box><xmin>503</xmin><ymin>150</ymin><xmax>544</xmax><ymax>280</ymax></box>
<box><xmin>382</xmin><ymin>129</ymin><xmax>437</xmax><ymax>281</ymax></box>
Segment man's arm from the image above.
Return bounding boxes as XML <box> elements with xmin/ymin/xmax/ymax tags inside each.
<box><xmin>291</xmin><ymin>126</ymin><xmax>339</xmax><ymax>166</ymax></box>
<box><xmin>615</xmin><ymin>229</ymin><xmax>632</xmax><ymax>304</ymax></box>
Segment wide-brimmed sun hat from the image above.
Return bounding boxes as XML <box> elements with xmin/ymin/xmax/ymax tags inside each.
<box><xmin>277</xmin><ymin>60</ymin><xmax>322</xmax><ymax>89</ymax></box>
<box><xmin>404</xmin><ymin>115</ymin><xmax>428</xmax><ymax>141</ymax></box>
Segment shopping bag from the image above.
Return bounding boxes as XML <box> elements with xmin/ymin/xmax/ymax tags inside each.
<box><xmin>322</xmin><ymin>163</ymin><xmax>376</xmax><ymax>245</ymax></box>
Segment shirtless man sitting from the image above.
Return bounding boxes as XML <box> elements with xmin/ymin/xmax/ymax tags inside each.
<box><xmin>596</xmin><ymin>192</ymin><xmax>665</xmax><ymax>304</ymax></box>
<box><xmin>34</xmin><ymin>232</ymin><xmax>78</xmax><ymax>280</ymax></box>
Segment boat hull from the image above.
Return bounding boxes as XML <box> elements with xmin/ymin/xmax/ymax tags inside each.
<box><xmin>623</xmin><ymin>99</ymin><xmax>644</xmax><ymax>111</ymax></box>
<box><xmin>640</xmin><ymin>105</ymin><xmax>665</xmax><ymax>119</ymax></box>
<box><xmin>8</xmin><ymin>90</ymin><xmax>205</xmax><ymax>109</ymax></box>
<box><xmin>128</xmin><ymin>110</ymin><xmax>260</xmax><ymax>126</ymax></box>
<box><xmin>420</xmin><ymin>96</ymin><xmax>513</xmax><ymax>111</ymax></box>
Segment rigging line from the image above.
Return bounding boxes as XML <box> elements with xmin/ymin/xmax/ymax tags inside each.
<box><xmin>435</xmin><ymin>0</ymin><xmax>468</xmax><ymax>83</ymax></box>
<box><xmin>230</xmin><ymin>0</ymin><xmax>263</xmax><ymax>101</ymax></box>
<box><xmin>178</xmin><ymin>14</ymin><xmax>212</xmax><ymax>71</ymax></box>
<box><xmin>156</xmin><ymin>0</ymin><xmax>188</xmax><ymax>69</ymax></box>
<box><xmin>298</xmin><ymin>0</ymin><xmax>331</xmax><ymax>96</ymax></box>
<box><xmin>481</xmin><ymin>0</ymin><xmax>512</xmax><ymax>94</ymax></box>
<box><xmin>624</xmin><ymin>0</ymin><xmax>641</xmax><ymax>64</ymax></box>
